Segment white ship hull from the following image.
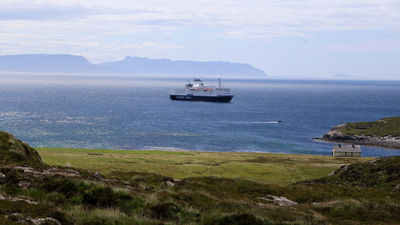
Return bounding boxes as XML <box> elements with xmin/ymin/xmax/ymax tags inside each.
<box><xmin>170</xmin><ymin>78</ymin><xmax>234</xmax><ymax>103</ymax></box>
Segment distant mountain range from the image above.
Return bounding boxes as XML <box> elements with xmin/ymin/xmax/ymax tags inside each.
<box><xmin>0</xmin><ymin>54</ymin><xmax>266</xmax><ymax>77</ymax></box>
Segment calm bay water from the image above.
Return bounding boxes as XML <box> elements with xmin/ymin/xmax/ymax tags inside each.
<box><xmin>1</xmin><ymin>74</ymin><xmax>400</xmax><ymax>157</ymax></box>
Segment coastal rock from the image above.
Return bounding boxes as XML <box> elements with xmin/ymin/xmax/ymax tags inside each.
<box><xmin>0</xmin><ymin>131</ymin><xmax>43</xmax><ymax>167</ymax></box>
<box><xmin>94</xmin><ymin>171</ymin><xmax>105</xmax><ymax>180</ymax></box>
<box><xmin>12</xmin><ymin>166</ymin><xmax>81</xmax><ymax>178</ymax></box>
<box><xmin>0</xmin><ymin>193</ymin><xmax>38</xmax><ymax>205</ymax></box>
<box><xmin>320</xmin><ymin>119</ymin><xmax>400</xmax><ymax>149</ymax></box>
<box><xmin>322</xmin><ymin>132</ymin><xmax>400</xmax><ymax>149</ymax></box>
<box><xmin>43</xmin><ymin>167</ymin><xmax>81</xmax><ymax>178</ymax></box>
<box><xmin>166</xmin><ymin>181</ymin><xmax>175</xmax><ymax>187</ymax></box>
<box><xmin>317</xmin><ymin>117</ymin><xmax>400</xmax><ymax>149</ymax></box>
<box><xmin>13</xmin><ymin>166</ymin><xmax>42</xmax><ymax>176</ymax></box>
<box><xmin>7</xmin><ymin>213</ymin><xmax>61</xmax><ymax>225</ymax></box>
<box><xmin>29</xmin><ymin>217</ymin><xmax>62</xmax><ymax>225</ymax></box>
<box><xmin>18</xmin><ymin>180</ymin><xmax>31</xmax><ymax>189</ymax></box>
<box><xmin>0</xmin><ymin>193</ymin><xmax>6</xmax><ymax>200</ymax></box>
<box><xmin>257</xmin><ymin>195</ymin><xmax>297</xmax><ymax>206</ymax></box>
<box><xmin>0</xmin><ymin>172</ymin><xmax>5</xmax><ymax>184</ymax></box>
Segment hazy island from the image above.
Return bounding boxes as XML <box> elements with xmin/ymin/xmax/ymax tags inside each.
<box><xmin>1</xmin><ymin>130</ymin><xmax>400</xmax><ymax>225</ymax></box>
<box><xmin>318</xmin><ymin>117</ymin><xmax>400</xmax><ymax>149</ymax></box>
<box><xmin>0</xmin><ymin>54</ymin><xmax>266</xmax><ymax>77</ymax></box>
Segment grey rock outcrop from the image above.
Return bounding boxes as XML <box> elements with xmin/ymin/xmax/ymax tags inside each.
<box><xmin>319</xmin><ymin>124</ymin><xmax>400</xmax><ymax>149</ymax></box>
<box><xmin>257</xmin><ymin>195</ymin><xmax>297</xmax><ymax>206</ymax></box>
<box><xmin>0</xmin><ymin>131</ymin><xmax>43</xmax><ymax>167</ymax></box>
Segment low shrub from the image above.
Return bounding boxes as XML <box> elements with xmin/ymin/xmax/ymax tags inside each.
<box><xmin>41</xmin><ymin>176</ymin><xmax>89</xmax><ymax>199</ymax></box>
<box><xmin>82</xmin><ymin>186</ymin><xmax>116</xmax><ymax>207</ymax></box>
<box><xmin>204</xmin><ymin>213</ymin><xmax>269</xmax><ymax>225</ymax></box>
<box><xmin>82</xmin><ymin>186</ymin><xmax>144</xmax><ymax>213</ymax></box>
<box><xmin>150</xmin><ymin>202</ymin><xmax>181</xmax><ymax>220</ymax></box>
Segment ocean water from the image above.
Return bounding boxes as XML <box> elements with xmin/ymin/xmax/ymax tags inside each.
<box><xmin>1</xmin><ymin>74</ymin><xmax>400</xmax><ymax>157</ymax></box>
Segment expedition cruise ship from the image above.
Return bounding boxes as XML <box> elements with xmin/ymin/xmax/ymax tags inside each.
<box><xmin>170</xmin><ymin>78</ymin><xmax>233</xmax><ymax>103</ymax></box>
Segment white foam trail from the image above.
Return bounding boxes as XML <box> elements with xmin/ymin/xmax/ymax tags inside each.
<box><xmin>226</xmin><ymin>121</ymin><xmax>282</xmax><ymax>124</ymax></box>
<box><xmin>142</xmin><ymin>146</ymin><xmax>188</xmax><ymax>151</ymax></box>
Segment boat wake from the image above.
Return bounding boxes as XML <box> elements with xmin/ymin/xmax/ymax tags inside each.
<box><xmin>142</xmin><ymin>146</ymin><xmax>188</xmax><ymax>151</ymax></box>
<box><xmin>225</xmin><ymin>121</ymin><xmax>282</xmax><ymax>124</ymax></box>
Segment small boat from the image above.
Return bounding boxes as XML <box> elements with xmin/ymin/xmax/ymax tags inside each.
<box><xmin>170</xmin><ymin>78</ymin><xmax>233</xmax><ymax>103</ymax></box>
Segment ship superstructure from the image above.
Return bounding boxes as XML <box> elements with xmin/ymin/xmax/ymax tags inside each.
<box><xmin>170</xmin><ymin>78</ymin><xmax>233</xmax><ymax>102</ymax></box>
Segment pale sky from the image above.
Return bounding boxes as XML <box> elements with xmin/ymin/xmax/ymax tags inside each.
<box><xmin>1</xmin><ymin>0</ymin><xmax>400</xmax><ymax>79</ymax></box>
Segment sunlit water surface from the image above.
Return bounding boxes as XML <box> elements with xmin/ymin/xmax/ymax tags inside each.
<box><xmin>1</xmin><ymin>74</ymin><xmax>400</xmax><ymax>157</ymax></box>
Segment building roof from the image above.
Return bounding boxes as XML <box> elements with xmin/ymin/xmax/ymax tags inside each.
<box><xmin>332</xmin><ymin>144</ymin><xmax>361</xmax><ymax>153</ymax></box>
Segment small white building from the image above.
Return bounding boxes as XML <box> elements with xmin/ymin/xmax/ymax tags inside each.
<box><xmin>332</xmin><ymin>144</ymin><xmax>361</xmax><ymax>157</ymax></box>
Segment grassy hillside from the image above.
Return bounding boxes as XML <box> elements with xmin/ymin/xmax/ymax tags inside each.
<box><xmin>36</xmin><ymin>148</ymin><xmax>369</xmax><ymax>185</ymax></box>
<box><xmin>2</xmin><ymin>132</ymin><xmax>400</xmax><ymax>225</ymax></box>
<box><xmin>339</xmin><ymin>117</ymin><xmax>400</xmax><ymax>137</ymax></box>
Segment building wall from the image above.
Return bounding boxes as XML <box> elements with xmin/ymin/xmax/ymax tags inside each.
<box><xmin>332</xmin><ymin>151</ymin><xmax>361</xmax><ymax>157</ymax></box>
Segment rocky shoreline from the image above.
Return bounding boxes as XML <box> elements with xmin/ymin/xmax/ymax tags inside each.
<box><xmin>317</xmin><ymin>123</ymin><xmax>400</xmax><ymax>149</ymax></box>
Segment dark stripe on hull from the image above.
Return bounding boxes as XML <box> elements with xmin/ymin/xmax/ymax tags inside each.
<box><xmin>170</xmin><ymin>95</ymin><xmax>233</xmax><ymax>103</ymax></box>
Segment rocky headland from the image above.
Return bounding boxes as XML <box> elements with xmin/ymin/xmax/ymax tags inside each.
<box><xmin>318</xmin><ymin>117</ymin><xmax>400</xmax><ymax>149</ymax></box>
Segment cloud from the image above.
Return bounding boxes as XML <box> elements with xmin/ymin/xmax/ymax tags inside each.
<box><xmin>0</xmin><ymin>0</ymin><xmax>399</xmax><ymax>64</ymax></box>
<box><xmin>1</xmin><ymin>0</ymin><xmax>399</xmax><ymax>37</ymax></box>
<box><xmin>0</xmin><ymin>0</ymin><xmax>91</xmax><ymax>20</ymax></box>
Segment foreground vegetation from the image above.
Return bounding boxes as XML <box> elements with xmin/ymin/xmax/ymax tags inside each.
<box><xmin>2</xmin><ymin>131</ymin><xmax>400</xmax><ymax>225</ymax></box>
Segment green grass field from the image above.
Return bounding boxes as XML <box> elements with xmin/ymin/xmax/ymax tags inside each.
<box><xmin>37</xmin><ymin>148</ymin><xmax>370</xmax><ymax>184</ymax></box>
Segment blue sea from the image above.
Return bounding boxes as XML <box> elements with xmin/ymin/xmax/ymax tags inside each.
<box><xmin>1</xmin><ymin>74</ymin><xmax>400</xmax><ymax>157</ymax></box>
